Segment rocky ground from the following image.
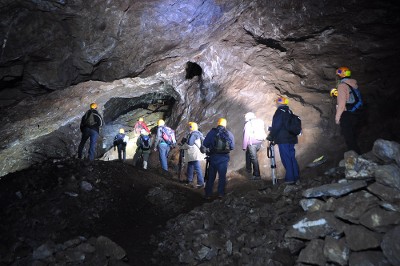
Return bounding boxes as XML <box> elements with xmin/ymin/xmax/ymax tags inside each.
<box><xmin>3</xmin><ymin>141</ymin><xmax>393</xmax><ymax>265</ymax></box>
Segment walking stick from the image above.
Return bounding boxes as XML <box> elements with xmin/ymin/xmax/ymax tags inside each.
<box><xmin>178</xmin><ymin>148</ymin><xmax>185</xmax><ymax>182</ymax></box>
<box><xmin>204</xmin><ymin>156</ymin><xmax>210</xmax><ymax>183</ymax></box>
<box><xmin>267</xmin><ymin>141</ymin><xmax>277</xmax><ymax>185</ymax></box>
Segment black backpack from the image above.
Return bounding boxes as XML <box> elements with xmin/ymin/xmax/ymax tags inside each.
<box><xmin>212</xmin><ymin>128</ymin><xmax>231</xmax><ymax>154</ymax></box>
<box><xmin>140</xmin><ymin>135</ymin><xmax>151</xmax><ymax>150</ymax></box>
<box><xmin>285</xmin><ymin>110</ymin><xmax>302</xmax><ymax>136</ymax></box>
<box><xmin>114</xmin><ymin>133</ymin><xmax>126</xmax><ymax>146</ymax></box>
<box><xmin>82</xmin><ymin>110</ymin><xmax>96</xmax><ymax>127</ymax></box>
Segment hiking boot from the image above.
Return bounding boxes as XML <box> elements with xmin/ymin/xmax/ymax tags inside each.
<box><xmin>196</xmin><ymin>184</ymin><xmax>205</xmax><ymax>189</ymax></box>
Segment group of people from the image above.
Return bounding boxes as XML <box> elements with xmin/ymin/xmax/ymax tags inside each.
<box><xmin>77</xmin><ymin>66</ymin><xmax>362</xmax><ymax>199</ymax></box>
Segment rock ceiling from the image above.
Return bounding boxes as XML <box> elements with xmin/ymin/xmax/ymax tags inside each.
<box><xmin>0</xmin><ymin>0</ymin><xmax>400</xmax><ymax>176</ymax></box>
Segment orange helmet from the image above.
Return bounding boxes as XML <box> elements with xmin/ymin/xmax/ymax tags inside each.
<box><xmin>336</xmin><ymin>67</ymin><xmax>351</xmax><ymax>78</ymax></box>
<box><xmin>276</xmin><ymin>96</ymin><xmax>289</xmax><ymax>105</ymax></box>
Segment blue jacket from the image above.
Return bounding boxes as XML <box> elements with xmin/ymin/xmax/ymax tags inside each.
<box><xmin>270</xmin><ymin>105</ymin><xmax>298</xmax><ymax>144</ymax></box>
<box><xmin>203</xmin><ymin>126</ymin><xmax>235</xmax><ymax>155</ymax></box>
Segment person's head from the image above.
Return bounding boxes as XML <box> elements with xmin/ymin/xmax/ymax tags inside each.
<box><xmin>336</xmin><ymin>66</ymin><xmax>351</xmax><ymax>78</ymax></box>
<box><xmin>139</xmin><ymin>117</ymin><xmax>144</xmax><ymax>122</ymax></box>
<box><xmin>158</xmin><ymin>119</ymin><xmax>165</xmax><ymax>126</ymax></box>
<box><xmin>140</xmin><ymin>129</ymin><xmax>147</xmax><ymax>135</ymax></box>
<box><xmin>119</xmin><ymin>128</ymin><xmax>125</xmax><ymax>134</ymax></box>
<box><xmin>276</xmin><ymin>96</ymin><xmax>289</xmax><ymax>106</ymax></box>
<box><xmin>90</xmin><ymin>103</ymin><xmax>98</xmax><ymax>109</ymax></box>
<box><xmin>188</xmin><ymin>122</ymin><xmax>198</xmax><ymax>131</ymax></box>
<box><xmin>217</xmin><ymin>118</ymin><xmax>227</xmax><ymax>127</ymax></box>
<box><xmin>244</xmin><ymin>112</ymin><xmax>256</xmax><ymax>122</ymax></box>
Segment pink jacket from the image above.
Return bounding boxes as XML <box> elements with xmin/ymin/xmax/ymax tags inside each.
<box><xmin>242</xmin><ymin>121</ymin><xmax>263</xmax><ymax>150</ymax></box>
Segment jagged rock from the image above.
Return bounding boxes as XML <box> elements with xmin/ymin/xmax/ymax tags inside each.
<box><xmin>372</xmin><ymin>139</ymin><xmax>400</xmax><ymax>166</ymax></box>
<box><xmin>349</xmin><ymin>251</ymin><xmax>391</xmax><ymax>266</ymax></box>
<box><xmin>299</xmin><ymin>198</ymin><xmax>325</xmax><ymax>212</ymax></box>
<box><xmin>345</xmin><ymin>156</ymin><xmax>377</xmax><ymax>180</ymax></box>
<box><xmin>374</xmin><ymin>164</ymin><xmax>400</xmax><ymax>191</ymax></box>
<box><xmin>302</xmin><ymin>180</ymin><xmax>368</xmax><ymax>198</ymax></box>
<box><xmin>285</xmin><ymin>211</ymin><xmax>346</xmax><ymax>240</ymax></box>
<box><xmin>333</xmin><ymin>190</ymin><xmax>379</xmax><ymax>224</ymax></box>
<box><xmin>367</xmin><ymin>182</ymin><xmax>400</xmax><ymax>203</ymax></box>
<box><xmin>297</xmin><ymin>239</ymin><xmax>326</xmax><ymax>266</ymax></box>
<box><xmin>344</xmin><ymin>225</ymin><xmax>382</xmax><ymax>251</ymax></box>
<box><xmin>323</xmin><ymin>236</ymin><xmax>349</xmax><ymax>266</ymax></box>
<box><xmin>381</xmin><ymin>226</ymin><xmax>400</xmax><ymax>266</ymax></box>
<box><xmin>359</xmin><ymin>207</ymin><xmax>400</xmax><ymax>233</ymax></box>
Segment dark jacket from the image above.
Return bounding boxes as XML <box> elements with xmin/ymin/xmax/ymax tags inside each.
<box><xmin>80</xmin><ymin>109</ymin><xmax>103</xmax><ymax>133</ymax></box>
<box><xmin>203</xmin><ymin>126</ymin><xmax>235</xmax><ymax>155</ymax></box>
<box><xmin>270</xmin><ymin>105</ymin><xmax>298</xmax><ymax>144</ymax></box>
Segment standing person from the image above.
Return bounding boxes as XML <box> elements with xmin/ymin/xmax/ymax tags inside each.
<box><xmin>242</xmin><ymin>112</ymin><xmax>267</xmax><ymax>180</ymax></box>
<box><xmin>181</xmin><ymin>122</ymin><xmax>206</xmax><ymax>188</ymax></box>
<box><xmin>333</xmin><ymin>66</ymin><xmax>362</xmax><ymax>154</ymax></box>
<box><xmin>154</xmin><ymin>119</ymin><xmax>176</xmax><ymax>172</ymax></box>
<box><xmin>203</xmin><ymin>118</ymin><xmax>235</xmax><ymax>199</ymax></box>
<box><xmin>113</xmin><ymin>128</ymin><xmax>129</xmax><ymax>162</ymax></box>
<box><xmin>78</xmin><ymin>103</ymin><xmax>104</xmax><ymax>161</ymax></box>
<box><xmin>134</xmin><ymin>117</ymin><xmax>151</xmax><ymax>136</ymax></box>
<box><xmin>268</xmin><ymin>96</ymin><xmax>300</xmax><ymax>184</ymax></box>
<box><xmin>133</xmin><ymin>129</ymin><xmax>152</xmax><ymax>169</ymax></box>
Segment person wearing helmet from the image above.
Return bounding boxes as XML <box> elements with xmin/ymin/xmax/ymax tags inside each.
<box><xmin>78</xmin><ymin>103</ymin><xmax>104</xmax><ymax>161</ymax></box>
<box><xmin>268</xmin><ymin>96</ymin><xmax>300</xmax><ymax>185</ymax></box>
<box><xmin>154</xmin><ymin>119</ymin><xmax>176</xmax><ymax>173</ymax></box>
<box><xmin>203</xmin><ymin>118</ymin><xmax>235</xmax><ymax>199</ymax></box>
<box><xmin>333</xmin><ymin>66</ymin><xmax>361</xmax><ymax>154</ymax></box>
<box><xmin>133</xmin><ymin>128</ymin><xmax>152</xmax><ymax>169</ymax></box>
<box><xmin>113</xmin><ymin>128</ymin><xmax>129</xmax><ymax>162</ymax></box>
<box><xmin>180</xmin><ymin>122</ymin><xmax>206</xmax><ymax>188</ymax></box>
<box><xmin>243</xmin><ymin>112</ymin><xmax>267</xmax><ymax>180</ymax></box>
<box><xmin>133</xmin><ymin>117</ymin><xmax>151</xmax><ymax>136</ymax></box>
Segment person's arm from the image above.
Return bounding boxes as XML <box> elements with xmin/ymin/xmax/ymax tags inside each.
<box><xmin>270</xmin><ymin>110</ymin><xmax>283</xmax><ymax>140</ymax></box>
<box><xmin>228</xmin><ymin>131</ymin><xmax>235</xmax><ymax>150</ymax></box>
<box><xmin>142</xmin><ymin>122</ymin><xmax>151</xmax><ymax>133</ymax></box>
<box><xmin>335</xmin><ymin>83</ymin><xmax>348</xmax><ymax>124</ymax></box>
<box><xmin>154</xmin><ymin>127</ymin><xmax>162</xmax><ymax>149</ymax></box>
<box><xmin>203</xmin><ymin>129</ymin><xmax>215</xmax><ymax>149</ymax></box>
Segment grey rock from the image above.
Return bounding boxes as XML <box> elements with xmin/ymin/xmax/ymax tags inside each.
<box><xmin>32</xmin><ymin>240</ymin><xmax>56</xmax><ymax>260</ymax></box>
<box><xmin>349</xmin><ymin>251</ymin><xmax>391</xmax><ymax>266</ymax></box>
<box><xmin>367</xmin><ymin>182</ymin><xmax>400</xmax><ymax>203</ymax></box>
<box><xmin>344</xmin><ymin>225</ymin><xmax>382</xmax><ymax>251</ymax></box>
<box><xmin>297</xmin><ymin>239</ymin><xmax>326</xmax><ymax>266</ymax></box>
<box><xmin>333</xmin><ymin>190</ymin><xmax>379</xmax><ymax>224</ymax></box>
<box><xmin>302</xmin><ymin>180</ymin><xmax>368</xmax><ymax>198</ymax></box>
<box><xmin>374</xmin><ymin>164</ymin><xmax>400</xmax><ymax>191</ymax></box>
<box><xmin>372</xmin><ymin>139</ymin><xmax>400</xmax><ymax>165</ymax></box>
<box><xmin>360</xmin><ymin>206</ymin><xmax>400</xmax><ymax>233</ymax></box>
<box><xmin>345</xmin><ymin>156</ymin><xmax>377</xmax><ymax>180</ymax></box>
<box><xmin>299</xmin><ymin>198</ymin><xmax>325</xmax><ymax>212</ymax></box>
<box><xmin>381</xmin><ymin>225</ymin><xmax>400</xmax><ymax>266</ymax></box>
<box><xmin>323</xmin><ymin>236</ymin><xmax>349</xmax><ymax>266</ymax></box>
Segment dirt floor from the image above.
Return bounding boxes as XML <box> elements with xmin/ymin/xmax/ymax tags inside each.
<box><xmin>0</xmin><ymin>144</ymin><xmax>342</xmax><ymax>265</ymax></box>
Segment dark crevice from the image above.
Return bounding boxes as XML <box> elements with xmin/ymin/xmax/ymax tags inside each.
<box><xmin>243</xmin><ymin>27</ymin><xmax>287</xmax><ymax>52</ymax></box>
<box><xmin>185</xmin><ymin>61</ymin><xmax>203</xmax><ymax>79</ymax></box>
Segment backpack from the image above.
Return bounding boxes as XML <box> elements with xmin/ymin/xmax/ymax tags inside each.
<box><xmin>161</xmin><ymin>126</ymin><xmax>176</xmax><ymax>145</ymax></box>
<box><xmin>213</xmin><ymin>128</ymin><xmax>232</xmax><ymax>154</ymax></box>
<box><xmin>285</xmin><ymin>110</ymin><xmax>302</xmax><ymax>136</ymax></box>
<box><xmin>249</xmin><ymin>118</ymin><xmax>267</xmax><ymax>141</ymax></box>
<box><xmin>114</xmin><ymin>133</ymin><xmax>126</xmax><ymax>146</ymax></box>
<box><xmin>343</xmin><ymin>82</ymin><xmax>363</xmax><ymax>112</ymax></box>
<box><xmin>82</xmin><ymin>111</ymin><xmax>96</xmax><ymax>127</ymax></box>
<box><xmin>191</xmin><ymin>133</ymin><xmax>207</xmax><ymax>154</ymax></box>
<box><xmin>140</xmin><ymin>135</ymin><xmax>151</xmax><ymax>150</ymax></box>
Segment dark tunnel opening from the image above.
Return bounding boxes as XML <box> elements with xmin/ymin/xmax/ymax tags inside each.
<box><xmin>185</xmin><ymin>61</ymin><xmax>203</xmax><ymax>79</ymax></box>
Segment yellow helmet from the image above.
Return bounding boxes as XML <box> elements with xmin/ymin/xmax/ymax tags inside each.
<box><xmin>188</xmin><ymin>122</ymin><xmax>198</xmax><ymax>131</ymax></box>
<box><xmin>119</xmin><ymin>128</ymin><xmax>125</xmax><ymax>134</ymax></box>
<box><xmin>330</xmin><ymin>88</ymin><xmax>338</xmax><ymax>97</ymax></box>
<box><xmin>139</xmin><ymin>117</ymin><xmax>144</xmax><ymax>122</ymax></box>
<box><xmin>158</xmin><ymin>119</ymin><xmax>165</xmax><ymax>126</ymax></box>
<box><xmin>276</xmin><ymin>96</ymin><xmax>289</xmax><ymax>105</ymax></box>
<box><xmin>217</xmin><ymin>118</ymin><xmax>227</xmax><ymax>127</ymax></box>
<box><xmin>90</xmin><ymin>103</ymin><xmax>98</xmax><ymax>109</ymax></box>
<box><xmin>336</xmin><ymin>66</ymin><xmax>351</xmax><ymax>78</ymax></box>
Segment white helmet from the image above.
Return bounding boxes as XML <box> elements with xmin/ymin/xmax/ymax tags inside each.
<box><xmin>245</xmin><ymin>112</ymin><xmax>256</xmax><ymax>122</ymax></box>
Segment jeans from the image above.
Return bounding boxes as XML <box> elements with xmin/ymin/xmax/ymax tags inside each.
<box><xmin>278</xmin><ymin>143</ymin><xmax>299</xmax><ymax>183</ymax></box>
<box><xmin>78</xmin><ymin>127</ymin><xmax>99</xmax><ymax>161</ymax></box>
<box><xmin>158</xmin><ymin>144</ymin><xmax>170</xmax><ymax>171</ymax></box>
<box><xmin>245</xmin><ymin>143</ymin><xmax>261</xmax><ymax>177</ymax></box>
<box><xmin>187</xmin><ymin>160</ymin><xmax>204</xmax><ymax>185</ymax></box>
<box><xmin>205</xmin><ymin>154</ymin><xmax>230</xmax><ymax>197</ymax></box>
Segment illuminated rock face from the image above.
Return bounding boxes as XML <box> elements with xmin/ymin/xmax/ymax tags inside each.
<box><xmin>0</xmin><ymin>1</ymin><xmax>399</xmax><ymax>176</ymax></box>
